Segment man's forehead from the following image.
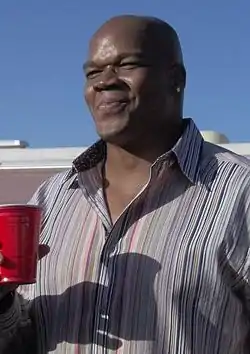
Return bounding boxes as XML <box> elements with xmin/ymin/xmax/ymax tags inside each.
<box><xmin>87</xmin><ymin>29</ymin><xmax>145</xmax><ymax>62</ymax></box>
<box><xmin>89</xmin><ymin>36</ymin><xmax>117</xmax><ymax>61</ymax></box>
<box><xmin>85</xmin><ymin>16</ymin><xmax>183</xmax><ymax>66</ymax></box>
<box><xmin>92</xmin><ymin>19</ymin><xmax>172</xmax><ymax>63</ymax></box>
<box><xmin>89</xmin><ymin>25</ymin><xmax>144</xmax><ymax>50</ymax></box>
<box><xmin>91</xmin><ymin>17</ymin><xmax>146</xmax><ymax>42</ymax></box>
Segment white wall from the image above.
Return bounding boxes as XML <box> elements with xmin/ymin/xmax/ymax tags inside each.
<box><xmin>0</xmin><ymin>168</ymin><xmax>66</xmax><ymax>204</ymax></box>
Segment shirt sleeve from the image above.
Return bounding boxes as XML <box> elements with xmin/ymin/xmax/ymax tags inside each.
<box><xmin>235</xmin><ymin>182</ymin><xmax>250</xmax><ymax>318</ymax></box>
<box><xmin>0</xmin><ymin>171</ymin><xmax>70</xmax><ymax>353</ymax></box>
<box><xmin>241</xmin><ymin>244</ymin><xmax>250</xmax><ymax>317</ymax></box>
<box><xmin>221</xmin><ymin>174</ymin><xmax>250</xmax><ymax>320</ymax></box>
<box><xmin>0</xmin><ymin>292</ymin><xmax>21</xmax><ymax>337</ymax></box>
<box><xmin>0</xmin><ymin>292</ymin><xmax>36</xmax><ymax>354</ymax></box>
<box><xmin>0</xmin><ymin>179</ymin><xmax>51</xmax><ymax>352</ymax></box>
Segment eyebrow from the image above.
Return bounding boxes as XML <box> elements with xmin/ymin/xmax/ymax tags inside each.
<box><xmin>83</xmin><ymin>61</ymin><xmax>95</xmax><ymax>71</ymax></box>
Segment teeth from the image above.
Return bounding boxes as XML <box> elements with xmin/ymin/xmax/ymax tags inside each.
<box><xmin>100</xmin><ymin>102</ymin><xmax>126</xmax><ymax>107</ymax></box>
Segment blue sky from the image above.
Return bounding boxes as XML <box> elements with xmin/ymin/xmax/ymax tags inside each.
<box><xmin>0</xmin><ymin>1</ymin><xmax>249</xmax><ymax>147</ymax></box>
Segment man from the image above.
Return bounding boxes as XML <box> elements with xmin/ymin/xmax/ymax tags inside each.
<box><xmin>0</xmin><ymin>14</ymin><xmax>250</xmax><ymax>354</ymax></box>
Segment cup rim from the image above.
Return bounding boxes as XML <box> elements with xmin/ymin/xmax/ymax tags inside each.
<box><xmin>0</xmin><ymin>204</ymin><xmax>41</xmax><ymax>209</ymax></box>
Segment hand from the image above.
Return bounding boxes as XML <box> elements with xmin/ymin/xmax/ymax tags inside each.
<box><xmin>0</xmin><ymin>244</ymin><xmax>50</xmax><ymax>301</ymax></box>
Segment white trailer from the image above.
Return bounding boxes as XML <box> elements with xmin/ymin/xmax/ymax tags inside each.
<box><xmin>0</xmin><ymin>141</ymin><xmax>87</xmax><ymax>204</ymax></box>
<box><xmin>0</xmin><ymin>134</ymin><xmax>249</xmax><ymax>204</ymax></box>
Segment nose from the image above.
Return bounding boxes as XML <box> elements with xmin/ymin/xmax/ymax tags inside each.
<box><xmin>93</xmin><ymin>66</ymin><xmax>123</xmax><ymax>92</ymax></box>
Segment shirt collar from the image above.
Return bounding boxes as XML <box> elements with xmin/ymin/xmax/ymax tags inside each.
<box><xmin>65</xmin><ymin>118</ymin><xmax>203</xmax><ymax>185</ymax></box>
<box><xmin>172</xmin><ymin>118</ymin><xmax>203</xmax><ymax>183</ymax></box>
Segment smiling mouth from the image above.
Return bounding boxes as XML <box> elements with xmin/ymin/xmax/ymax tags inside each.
<box><xmin>97</xmin><ymin>100</ymin><xmax>129</xmax><ymax>112</ymax></box>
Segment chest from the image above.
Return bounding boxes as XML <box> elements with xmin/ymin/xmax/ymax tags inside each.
<box><xmin>104</xmin><ymin>179</ymin><xmax>148</xmax><ymax>223</ymax></box>
<box><xmin>32</xmin><ymin>182</ymin><xmax>246</xmax><ymax>353</ymax></box>
<box><xmin>38</xmin><ymin>179</ymin><xmax>238</xmax><ymax>293</ymax></box>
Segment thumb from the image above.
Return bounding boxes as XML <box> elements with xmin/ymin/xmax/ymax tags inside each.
<box><xmin>38</xmin><ymin>244</ymin><xmax>50</xmax><ymax>260</ymax></box>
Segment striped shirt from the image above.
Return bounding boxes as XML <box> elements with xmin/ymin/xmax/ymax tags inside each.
<box><xmin>1</xmin><ymin>118</ymin><xmax>250</xmax><ymax>354</ymax></box>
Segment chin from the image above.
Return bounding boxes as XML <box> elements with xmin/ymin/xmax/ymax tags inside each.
<box><xmin>98</xmin><ymin>130</ymin><xmax>124</xmax><ymax>144</ymax></box>
<box><xmin>95</xmin><ymin>118</ymin><xmax>128</xmax><ymax>139</ymax></box>
<box><xmin>96</xmin><ymin>125</ymin><xmax>130</xmax><ymax>146</ymax></box>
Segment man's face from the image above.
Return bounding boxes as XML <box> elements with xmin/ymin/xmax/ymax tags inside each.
<box><xmin>84</xmin><ymin>21</ymin><xmax>169</xmax><ymax>145</ymax></box>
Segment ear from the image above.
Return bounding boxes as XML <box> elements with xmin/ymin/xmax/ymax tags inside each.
<box><xmin>169</xmin><ymin>64</ymin><xmax>186</xmax><ymax>93</ymax></box>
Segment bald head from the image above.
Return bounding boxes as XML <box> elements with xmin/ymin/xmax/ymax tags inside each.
<box><xmin>91</xmin><ymin>15</ymin><xmax>184</xmax><ymax>67</ymax></box>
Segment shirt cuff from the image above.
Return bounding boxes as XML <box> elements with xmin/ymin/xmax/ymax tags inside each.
<box><xmin>0</xmin><ymin>292</ymin><xmax>21</xmax><ymax>337</ymax></box>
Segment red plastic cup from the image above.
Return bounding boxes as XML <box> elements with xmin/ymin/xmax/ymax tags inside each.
<box><xmin>0</xmin><ymin>204</ymin><xmax>42</xmax><ymax>285</ymax></box>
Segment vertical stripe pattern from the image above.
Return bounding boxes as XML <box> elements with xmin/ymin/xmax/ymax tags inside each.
<box><xmin>1</xmin><ymin>118</ymin><xmax>250</xmax><ymax>354</ymax></box>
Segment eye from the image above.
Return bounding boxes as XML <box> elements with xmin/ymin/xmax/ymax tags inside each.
<box><xmin>119</xmin><ymin>62</ymin><xmax>141</xmax><ymax>69</ymax></box>
<box><xmin>85</xmin><ymin>69</ymin><xmax>102</xmax><ymax>79</ymax></box>
<box><xmin>119</xmin><ymin>61</ymin><xmax>151</xmax><ymax>70</ymax></box>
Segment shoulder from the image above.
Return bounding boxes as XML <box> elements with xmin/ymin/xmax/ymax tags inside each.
<box><xmin>202</xmin><ymin>141</ymin><xmax>250</xmax><ymax>170</ymax></box>
<box><xmin>201</xmin><ymin>142</ymin><xmax>250</xmax><ymax>183</ymax></box>
<box><xmin>199</xmin><ymin>142</ymin><xmax>250</xmax><ymax>211</ymax></box>
<box><xmin>28</xmin><ymin>169</ymin><xmax>76</xmax><ymax>208</ymax></box>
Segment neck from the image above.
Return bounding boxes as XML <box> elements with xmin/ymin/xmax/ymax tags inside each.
<box><xmin>105</xmin><ymin>121</ymin><xmax>184</xmax><ymax>181</ymax></box>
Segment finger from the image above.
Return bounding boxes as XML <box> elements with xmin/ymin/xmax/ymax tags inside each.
<box><xmin>38</xmin><ymin>244</ymin><xmax>50</xmax><ymax>260</ymax></box>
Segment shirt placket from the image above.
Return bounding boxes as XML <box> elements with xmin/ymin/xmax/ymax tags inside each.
<box><xmin>77</xmin><ymin>162</ymin><xmax>167</xmax><ymax>353</ymax></box>
<box><xmin>92</xmin><ymin>238</ymin><xmax>117</xmax><ymax>354</ymax></box>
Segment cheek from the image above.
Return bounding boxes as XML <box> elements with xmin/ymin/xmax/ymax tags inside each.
<box><xmin>120</xmin><ymin>69</ymin><xmax>150</xmax><ymax>95</ymax></box>
<box><xmin>84</xmin><ymin>85</ymin><xmax>94</xmax><ymax>109</ymax></box>
<box><xmin>126</xmin><ymin>72</ymin><xmax>161</xmax><ymax>99</ymax></box>
<box><xmin>140</xmin><ymin>77</ymin><xmax>169</xmax><ymax>101</ymax></box>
